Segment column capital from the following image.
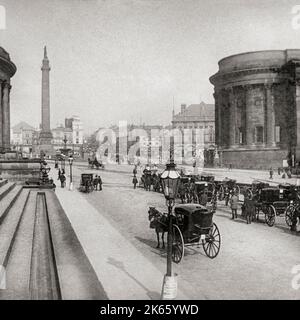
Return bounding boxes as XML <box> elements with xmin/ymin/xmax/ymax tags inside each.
<box><xmin>264</xmin><ymin>83</ymin><xmax>273</xmax><ymax>90</ymax></box>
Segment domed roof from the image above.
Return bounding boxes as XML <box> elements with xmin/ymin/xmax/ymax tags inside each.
<box><xmin>0</xmin><ymin>47</ymin><xmax>16</xmax><ymax>77</ymax></box>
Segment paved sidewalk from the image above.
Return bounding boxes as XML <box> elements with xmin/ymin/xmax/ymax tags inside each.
<box><xmin>54</xmin><ymin>185</ymin><xmax>188</xmax><ymax>300</ymax></box>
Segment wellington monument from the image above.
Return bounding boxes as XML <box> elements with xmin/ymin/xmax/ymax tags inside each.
<box><xmin>38</xmin><ymin>46</ymin><xmax>53</xmax><ymax>155</ymax></box>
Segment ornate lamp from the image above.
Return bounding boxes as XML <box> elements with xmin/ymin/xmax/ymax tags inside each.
<box><xmin>161</xmin><ymin>162</ymin><xmax>181</xmax><ymax>202</ymax></box>
<box><xmin>160</xmin><ymin>160</ymin><xmax>180</xmax><ymax>300</ymax></box>
<box><xmin>68</xmin><ymin>155</ymin><xmax>74</xmax><ymax>191</ymax></box>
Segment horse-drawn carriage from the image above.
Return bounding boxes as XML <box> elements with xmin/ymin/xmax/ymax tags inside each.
<box><xmin>88</xmin><ymin>158</ymin><xmax>105</xmax><ymax>170</ymax></box>
<box><xmin>172</xmin><ymin>204</ymin><xmax>221</xmax><ymax>263</ymax></box>
<box><xmin>79</xmin><ymin>173</ymin><xmax>94</xmax><ymax>193</ymax></box>
<box><xmin>243</xmin><ymin>180</ymin><xmax>269</xmax><ymax>200</ymax></box>
<box><xmin>254</xmin><ymin>186</ymin><xmax>293</xmax><ymax>226</ymax></box>
<box><xmin>148</xmin><ymin>204</ymin><xmax>221</xmax><ymax>263</ymax></box>
<box><xmin>194</xmin><ymin>181</ymin><xmax>217</xmax><ymax>212</ymax></box>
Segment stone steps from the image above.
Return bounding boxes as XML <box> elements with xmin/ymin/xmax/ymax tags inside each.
<box><xmin>0</xmin><ymin>191</ymin><xmax>36</xmax><ymax>299</ymax></box>
<box><xmin>0</xmin><ymin>189</ymin><xmax>30</xmax><ymax>269</ymax></box>
<box><xmin>0</xmin><ymin>185</ymin><xmax>107</xmax><ymax>300</ymax></box>
<box><xmin>0</xmin><ymin>179</ymin><xmax>8</xmax><ymax>188</ymax></box>
<box><xmin>0</xmin><ymin>182</ymin><xmax>16</xmax><ymax>202</ymax></box>
<box><xmin>0</xmin><ymin>185</ymin><xmax>23</xmax><ymax>224</ymax></box>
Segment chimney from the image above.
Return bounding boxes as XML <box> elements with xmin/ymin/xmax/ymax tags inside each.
<box><xmin>181</xmin><ymin>104</ymin><xmax>186</xmax><ymax>113</ymax></box>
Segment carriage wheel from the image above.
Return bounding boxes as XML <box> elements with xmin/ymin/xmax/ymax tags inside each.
<box><xmin>265</xmin><ymin>205</ymin><xmax>276</xmax><ymax>227</ymax></box>
<box><xmin>246</xmin><ymin>188</ymin><xmax>253</xmax><ymax>200</ymax></box>
<box><xmin>202</xmin><ymin>223</ymin><xmax>221</xmax><ymax>259</ymax></box>
<box><xmin>285</xmin><ymin>205</ymin><xmax>295</xmax><ymax>227</ymax></box>
<box><xmin>172</xmin><ymin>225</ymin><xmax>184</xmax><ymax>264</ymax></box>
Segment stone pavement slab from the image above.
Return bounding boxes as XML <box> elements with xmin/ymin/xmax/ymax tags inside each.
<box><xmin>55</xmin><ymin>186</ymin><xmax>188</xmax><ymax>300</ymax></box>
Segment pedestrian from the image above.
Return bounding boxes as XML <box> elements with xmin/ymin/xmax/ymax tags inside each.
<box><xmin>287</xmin><ymin>168</ymin><xmax>292</xmax><ymax>179</ymax></box>
<box><xmin>59</xmin><ymin>173</ymin><xmax>66</xmax><ymax>188</ymax></box>
<box><xmin>230</xmin><ymin>192</ymin><xmax>239</xmax><ymax>220</ymax></box>
<box><xmin>93</xmin><ymin>175</ymin><xmax>99</xmax><ymax>190</ymax></box>
<box><xmin>132</xmin><ymin>175</ymin><xmax>138</xmax><ymax>189</ymax></box>
<box><xmin>57</xmin><ymin>168</ymin><xmax>61</xmax><ymax>180</ymax></box>
<box><xmin>133</xmin><ymin>165</ymin><xmax>137</xmax><ymax>176</ymax></box>
<box><xmin>244</xmin><ymin>195</ymin><xmax>255</xmax><ymax>224</ymax></box>
<box><xmin>98</xmin><ymin>175</ymin><xmax>103</xmax><ymax>191</ymax></box>
<box><xmin>269</xmin><ymin>167</ymin><xmax>274</xmax><ymax>179</ymax></box>
<box><xmin>224</xmin><ymin>187</ymin><xmax>230</xmax><ymax>206</ymax></box>
<box><xmin>199</xmin><ymin>191</ymin><xmax>208</xmax><ymax>207</ymax></box>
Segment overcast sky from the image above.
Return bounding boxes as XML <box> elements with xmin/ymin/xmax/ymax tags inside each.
<box><xmin>1</xmin><ymin>0</ymin><xmax>300</xmax><ymax>133</ymax></box>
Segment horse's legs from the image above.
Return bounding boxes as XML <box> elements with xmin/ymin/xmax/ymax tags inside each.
<box><xmin>156</xmin><ymin>231</ymin><xmax>160</xmax><ymax>248</ymax></box>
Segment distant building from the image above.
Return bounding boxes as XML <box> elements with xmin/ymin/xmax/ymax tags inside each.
<box><xmin>65</xmin><ymin>115</ymin><xmax>84</xmax><ymax>145</ymax></box>
<box><xmin>51</xmin><ymin>116</ymin><xmax>84</xmax><ymax>155</ymax></box>
<box><xmin>11</xmin><ymin>121</ymin><xmax>36</xmax><ymax>155</ymax></box>
<box><xmin>172</xmin><ymin>102</ymin><xmax>215</xmax><ymax>165</ymax></box>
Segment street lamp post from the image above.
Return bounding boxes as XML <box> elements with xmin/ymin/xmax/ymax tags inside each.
<box><xmin>68</xmin><ymin>155</ymin><xmax>73</xmax><ymax>191</ymax></box>
<box><xmin>160</xmin><ymin>136</ymin><xmax>180</xmax><ymax>299</ymax></box>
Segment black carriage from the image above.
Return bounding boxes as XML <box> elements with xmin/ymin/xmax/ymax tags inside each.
<box><xmin>79</xmin><ymin>173</ymin><xmax>94</xmax><ymax>193</ymax></box>
<box><xmin>255</xmin><ymin>187</ymin><xmax>292</xmax><ymax>227</ymax></box>
<box><xmin>279</xmin><ymin>184</ymin><xmax>300</xmax><ymax>227</ymax></box>
<box><xmin>171</xmin><ymin>204</ymin><xmax>221</xmax><ymax>263</ymax></box>
<box><xmin>244</xmin><ymin>180</ymin><xmax>269</xmax><ymax>200</ymax></box>
<box><xmin>194</xmin><ymin>181</ymin><xmax>217</xmax><ymax>212</ymax></box>
<box><xmin>88</xmin><ymin>158</ymin><xmax>105</xmax><ymax>170</ymax></box>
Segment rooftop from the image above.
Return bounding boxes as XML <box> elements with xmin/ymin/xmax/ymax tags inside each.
<box><xmin>172</xmin><ymin>102</ymin><xmax>215</xmax><ymax>123</ymax></box>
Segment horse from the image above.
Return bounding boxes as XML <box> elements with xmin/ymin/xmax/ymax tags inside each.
<box><xmin>148</xmin><ymin>207</ymin><xmax>168</xmax><ymax>249</ymax></box>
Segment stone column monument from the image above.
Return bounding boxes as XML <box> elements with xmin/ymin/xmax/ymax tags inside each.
<box><xmin>38</xmin><ymin>46</ymin><xmax>53</xmax><ymax>155</ymax></box>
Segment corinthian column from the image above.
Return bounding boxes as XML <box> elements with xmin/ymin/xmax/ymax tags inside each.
<box><xmin>245</xmin><ymin>85</ymin><xmax>254</xmax><ymax>147</ymax></box>
<box><xmin>213</xmin><ymin>91</ymin><xmax>220</xmax><ymax>147</ymax></box>
<box><xmin>228</xmin><ymin>87</ymin><xmax>237</xmax><ymax>148</ymax></box>
<box><xmin>265</xmin><ymin>84</ymin><xmax>276</xmax><ymax>147</ymax></box>
<box><xmin>2</xmin><ymin>82</ymin><xmax>11</xmax><ymax>151</ymax></box>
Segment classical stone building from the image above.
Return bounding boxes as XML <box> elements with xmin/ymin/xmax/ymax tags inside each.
<box><xmin>172</xmin><ymin>102</ymin><xmax>215</xmax><ymax>165</ymax></box>
<box><xmin>0</xmin><ymin>47</ymin><xmax>16</xmax><ymax>152</ymax></box>
<box><xmin>210</xmin><ymin>49</ymin><xmax>300</xmax><ymax>169</ymax></box>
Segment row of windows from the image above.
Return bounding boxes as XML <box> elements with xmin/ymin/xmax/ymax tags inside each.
<box><xmin>235</xmin><ymin>126</ymin><xmax>281</xmax><ymax>144</ymax></box>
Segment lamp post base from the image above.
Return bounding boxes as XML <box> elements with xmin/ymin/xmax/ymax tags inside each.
<box><xmin>161</xmin><ymin>273</ymin><xmax>178</xmax><ymax>300</ymax></box>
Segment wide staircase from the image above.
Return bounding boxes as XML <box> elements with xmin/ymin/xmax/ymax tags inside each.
<box><xmin>0</xmin><ymin>180</ymin><xmax>107</xmax><ymax>300</ymax></box>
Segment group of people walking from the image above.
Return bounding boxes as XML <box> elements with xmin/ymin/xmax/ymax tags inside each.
<box><xmin>269</xmin><ymin>167</ymin><xmax>292</xmax><ymax>179</ymax></box>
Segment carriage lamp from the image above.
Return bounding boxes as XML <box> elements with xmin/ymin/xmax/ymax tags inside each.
<box><xmin>160</xmin><ymin>161</ymin><xmax>180</xmax><ymax>300</ymax></box>
<box><xmin>68</xmin><ymin>156</ymin><xmax>74</xmax><ymax>191</ymax></box>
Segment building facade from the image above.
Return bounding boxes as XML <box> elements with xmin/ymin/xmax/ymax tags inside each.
<box><xmin>11</xmin><ymin>121</ymin><xmax>36</xmax><ymax>155</ymax></box>
<box><xmin>172</xmin><ymin>102</ymin><xmax>215</xmax><ymax>165</ymax></box>
<box><xmin>0</xmin><ymin>47</ymin><xmax>16</xmax><ymax>152</ymax></box>
<box><xmin>65</xmin><ymin>116</ymin><xmax>84</xmax><ymax>145</ymax></box>
<box><xmin>210</xmin><ymin>49</ymin><xmax>300</xmax><ymax>169</ymax></box>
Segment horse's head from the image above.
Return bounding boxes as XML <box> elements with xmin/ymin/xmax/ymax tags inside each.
<box><xmin>148</xmin><ymin>207</ymin><xmax>159</xmax><ymax>221</ymax></box>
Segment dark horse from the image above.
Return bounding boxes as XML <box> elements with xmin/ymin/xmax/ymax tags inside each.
<box><xmin>148</xmin><ymin>207</ymin><xmax>168</xmax><ymax>249</ymax></box>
